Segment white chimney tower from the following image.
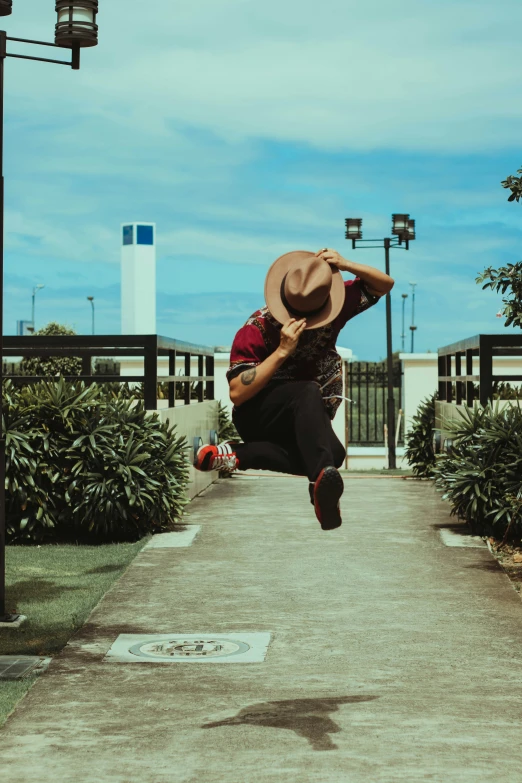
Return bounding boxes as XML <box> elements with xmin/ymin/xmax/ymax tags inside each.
<box><xmin>121</xmin><ymin>222</ymin><xmax>156</xmax><ymax>334</ymax></box>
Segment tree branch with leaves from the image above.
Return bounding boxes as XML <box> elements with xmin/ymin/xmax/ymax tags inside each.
<box><xmin>501</xmin><ymin>165</ymin><xmax>522</xmax><ymax>202</ymax></box>
<box><xmin>476</xmin><ymin>262</ymin><xmax>522</xmax><ymax>329</ymax></box>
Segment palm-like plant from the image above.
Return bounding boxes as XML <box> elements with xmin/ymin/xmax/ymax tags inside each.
<box><xmin>404</xmin><ymin>393</ymin><xmax>437</xmax><ymax>478</ymax></box>
<box><xmin>3</xmin><ymin>378</ymin><xmax>190</xmax><ymax>543</ymax></box>
<box><xmin>433</xmin><ymin>402</ymin><xmax>522</xmax><ymax>541</ymax></box>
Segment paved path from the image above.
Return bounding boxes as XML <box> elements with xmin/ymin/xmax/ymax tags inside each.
<box><xmin>2</xmin><ymin>474</ymin><xmax>522</xmax><ymax>783</ymax></box>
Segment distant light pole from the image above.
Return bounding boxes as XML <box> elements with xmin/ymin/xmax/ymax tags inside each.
<box><xmin>87</xmin><ymin>296</ymin><xmax>94</xmax><ymax>335</ymax></box>
<box><xmin>0</xmin><ymin>1</ymin><xmax>99</xmax><ymax>625</ymax></box>
<box><xmin>401</xmin><ymin>293</ymin><xmax>408</xmax><ymax>352</ymax></box>
<box><xmin>345</xmin><ymin>214</ymin><xmax>416</xmax><ymax>470</ymax></box>
<box><xmin>31</xmin><ymin>284</ymin><xmax>45</xmax><ymax>331</ymax></box>
<box><xmin>409</xmin><ymin>281</ymin><xmax>417</xmax><ymax>352</ymax></box>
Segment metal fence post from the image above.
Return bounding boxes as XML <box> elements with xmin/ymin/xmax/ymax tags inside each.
<box><xmin>168</xmin><ymin>349</ymin><xmax>176</xmax><ymax>407</ymax></box>
<box><xmin>206</xmin><ymin>354</ymin><xmax>214</xmax><ymax>401</ymax></box>
<box><xmin>466</xmin><ymin>349</ymin><xmax>474</xmax><ymax>405</ymax></box>
<box><xmin>184</xmin><ymin>353</ymin><xmax>191</xmax><ymax>405</ymax></box>
<box><xmin>445</xmin><ymin>354</ymin><xmax>452</xmax><ymax>403</ymax></box>
<box><xmin>143</xmin><ymin>336</ymin><xmax>157</xmax><ymax>411</ymax></box>
<box><xmin>479</xmin><ymin>336</ymin><xmax>493</xmax><ymax>407</ymax></box>
<box><xmin>197</xmin><ymin>355</ymin><xmax>204</xmax><ymax>402</ymax></box>
<box><xmin>455</xmin><ymin>352</ymin><xmax>462</xmax><ymax>405</ymax></box>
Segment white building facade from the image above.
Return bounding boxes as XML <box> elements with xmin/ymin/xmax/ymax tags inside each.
<box><xmin>121</xmin><ymin>222</ymin><xmax>156</xmax><ymax>334</ymax></box>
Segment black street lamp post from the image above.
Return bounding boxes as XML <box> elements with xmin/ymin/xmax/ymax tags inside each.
<box><xmin>345</xmin><ymin>214</ymin><xmax>416</xmax><ymax>470</ymax></box>
<box><xmin>31</xmin><ymin>283</ymin><xmax>45</xmax><ymax>331</ymax></box>
<box><xmin>409</xmin><ymin>281</ymin><xmax>417</xmax><ymax>352</ymax></box>
<box><xmin>0</xmin><ymin>2</ymin><xmax>99</xmax><ymax>624</ymax></box>
<box><xmin>87</xmin><ymin>296</ymin><xmax>94</xmax><ymax>335</ymax></box>
<box><xmin>401</xmin><ymin>293</ymin><xmax>408</xmax><ymax>352</ymax></box>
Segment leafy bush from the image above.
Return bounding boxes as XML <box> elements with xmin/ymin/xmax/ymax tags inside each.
<box><xmin>433</xmin><ymin>402</ymin><xmax>522</xmax><ymax>542</ymax></box>
<box><xmin>217</xmin><ymin>401</ymin><xmax>239</xmax><ymax>442</ymax></box>
<box><xmin>3</xmin><ymin>378</ymin><xmax>190</xmax><ymax>544</ymax></box>
<box><xmin>492</xmin><ymin>381</ymin><xmax>522</xmax><ymax>400</ymax></box>
<box><xmin>125</xmin><ymin>378</ymin><xmax>208</xmax><ymax>402</ymax></box>
<box><xmin>216</xmin><ymin>402</ymin><xmax>239</xmax><ymax>478</ymax></box>
<box><xmin>19</xmin><ymin>322</ymin><xmax>82</xmax><ymax>378</ymax></box>
<box><xmin>404</xmin><ymin>394</ymin><xmax>437</xmax><ymax>478</ymax></box>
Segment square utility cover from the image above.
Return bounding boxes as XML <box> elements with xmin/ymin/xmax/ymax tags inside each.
<box><xmin>0</xmin><ymin>656</ymin><xmax>51</xmax><ymax>680</ymax></box>
<box><xmin>103</xmin><ymin>633</ymin><xmax>271</xmax><ymax>664</ymax></box>
<box><xmin>439</xmin><ymin>529</ymin><xmax>486</xmax><ymax>548</ymax></box>
<box><xmin>143</xmin><ymin>526</ymin><xmax>201</xmax><ymax>549</ymax></box>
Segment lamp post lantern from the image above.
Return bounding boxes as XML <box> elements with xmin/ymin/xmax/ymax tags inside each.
<box><xmin>0</xmin><ymin>2</ymin><xmax>99</xmax><ymax>625</ymax></box>
<box><xmin>345</xmin><ymin>213</ymin><xmax>416</xmax><ymax>470</ymax></box>
<box><xmin>87</xmin><ymin>295</ymin><xmax>94</xmax><ymax>335</ymax></box>
<box><xmin>55</xmin><ymin>1</ymin><xmax>98</xmax><ymax>49</ymax></box>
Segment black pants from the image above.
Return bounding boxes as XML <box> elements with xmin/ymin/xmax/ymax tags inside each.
<box><xmin>232</xmin><ymin>380</ymin><xmax>346</xmax><ymax>482</ymax></box>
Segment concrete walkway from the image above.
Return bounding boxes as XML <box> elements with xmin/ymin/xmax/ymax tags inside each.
<box><xmin>2</xmin><ymin>474</ymin><xmax>522</xmax><ymax>783</ymax></box>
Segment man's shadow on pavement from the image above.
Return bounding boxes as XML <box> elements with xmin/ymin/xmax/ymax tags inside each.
<box><xmin>201</xmin><ymin>695</ymin><xmax>379</xmax><ymax>751</ymax></box>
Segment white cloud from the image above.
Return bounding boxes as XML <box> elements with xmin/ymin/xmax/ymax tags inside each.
<box><xmin>3</xmin><ymin>0</ymin><xmax>522</xmax><ymax>356</ymax></box>
<box><xmin>5</xmin><ymin>0</ymin><xmax>522</xmax><ymax>153</ymax></box>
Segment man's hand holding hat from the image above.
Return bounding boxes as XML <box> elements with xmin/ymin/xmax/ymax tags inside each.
<box><xmin>315</xmin><ymin>248</ymin><xmax>350</xmax><ymax>271</ymax></box>
<box><xmin>315</xmin><ymin>247</ymin><xmax>394</xmax><ymax>298</ymax></box>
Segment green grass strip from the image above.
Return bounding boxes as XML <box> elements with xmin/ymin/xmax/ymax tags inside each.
<box><xmin>0</xmin><ymin>537</ymin><xmax>148</xmax><ymax>726</ymax></box>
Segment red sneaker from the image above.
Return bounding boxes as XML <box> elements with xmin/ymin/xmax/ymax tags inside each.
<box><xmin>194</xmin><ymin>442</ymin><xmax>239</xmax><ymax>473</ymax></box>
<box><xmin>313</xmin><ymin>467</ymin><xmax>343</xmax><ymax>530</ymax></box>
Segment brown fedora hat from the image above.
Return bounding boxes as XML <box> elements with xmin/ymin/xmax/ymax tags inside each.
<box><xmin>264</xmin><ymin>250</ymin><xmax>345</xmax><ymax>329</ymax></box>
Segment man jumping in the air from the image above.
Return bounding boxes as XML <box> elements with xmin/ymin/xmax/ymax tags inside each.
<box><xmin>194</xmin><ymin>247</ymin><xmax>394</xmax><ymax>531</ymax></box>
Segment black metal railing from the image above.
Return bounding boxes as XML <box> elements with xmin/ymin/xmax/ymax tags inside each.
<box><xmin>1</xmin><ymin>334</ymin><xmax>215</xmax><ymax>411</ymax></box>
<box><xmin>438</xmin><ymin>334</ymin><xmax>522</xmax><ymax>406</ymax></box>
<box><xmin>346</xmin><ymin>360</ymin><xmax>404</xmax><ymax>445</ymax></box>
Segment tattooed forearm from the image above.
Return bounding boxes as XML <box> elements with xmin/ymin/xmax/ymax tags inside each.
<box><xmin>241</xmin><ymin>368</ymin><xmax>257</xmax><ymax>386</ymax></box>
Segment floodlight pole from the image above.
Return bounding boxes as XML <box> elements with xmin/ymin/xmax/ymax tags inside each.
<box><xmin>0</xmin><ymin>32</ymin><xmax>82</xmax><ymax>624</ymax></box>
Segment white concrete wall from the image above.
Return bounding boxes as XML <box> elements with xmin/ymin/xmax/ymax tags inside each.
<box><xmin>401</xmin><ymin>353</ymin><xmax>522</xmax><ymax>433</ymax></box>
<box><xmin>214</xmin><ymin>353</ymin><xmax>233</xmax><ymax>414</ymax></box>
<box><xmin>345</xmin><ymin>446</ymin><xmax>407</xmax><ymax>471</ymax></box>
<box><xmin>400</xmin><ymin>353</ymin><xmax>439</xmax><ymax>434</ymax></box>
<box><xmin>149</xmin><ymin>400</ymin><xmax>219</xmax><ymax>500</ymax></box>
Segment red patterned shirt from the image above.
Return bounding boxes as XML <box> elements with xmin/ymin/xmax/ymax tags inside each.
<box><xmin>227</xmin><ymin>278</ymin><xmax>380</xmax><ymax>419</ymax></box>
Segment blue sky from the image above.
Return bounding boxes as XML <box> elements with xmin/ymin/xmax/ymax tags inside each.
<box><xmin>3</xmin><ymin>0</ymin><xmax>522</xmax><ymax>359</ymax></box>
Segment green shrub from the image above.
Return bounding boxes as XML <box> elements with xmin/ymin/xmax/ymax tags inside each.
<box><xmin>433</xmin><ymin>402</ymin><xmax>522</xmax><ymax>541</ymax></box>
<box><xmin>404</xmin><ymin>393</ymin><xmax>437</xmax><ymax>478</ymax></box>
<box><xmin>216</xmin><ymin>402</ymin><xmax>239</xmax><ymax>478</ymax></box>
<box><xmin>19</xmin><ymin>322</ymin><xmax>82</xmax><ymax>378</ymax></box>
<box><xmin>492</xmin><ymin>381</ymin><xmax>522</xmax><ymax>400</ymax></box>
<box><xmin>3</xmin><ymin>378</ymin><xmax>190</xmax><ymax>544</ymax></box>
<box><xmin>217</xmin><ymin>401</ymin><xmax>239</xmax><ymax>443</ymax></box>
<box><xmin>124</xmin><ymin>379</ymin><xmax>208</xmax><ymax>402</ymax></box>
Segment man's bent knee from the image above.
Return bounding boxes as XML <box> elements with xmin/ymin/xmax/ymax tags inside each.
<box><xmin>333</xmin><ymin>443</ymin><xmax>346</xmax><ymax>468</ymax></box>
